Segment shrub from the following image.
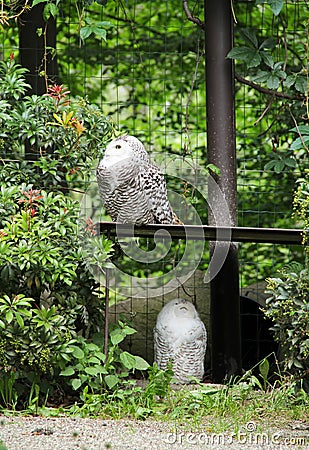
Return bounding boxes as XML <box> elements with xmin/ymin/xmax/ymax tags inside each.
<box><xmin>265</xmin><ymin>177</ymin><xmax>309</xmax><ymax>391</ymax></box>
<box><xmin>265</xmin><ymin>265</ymin><xmax>309</xmax><ymax>390</ymax></box>
<box><xmin>0</xmin><ymin>56</ymin><xmax>150</xmax><ymax>409</ymax></box>
<box><xmin>0</xmin><ymin>55</ymin><xmax>113</xmax><ymax>190</ymax></box>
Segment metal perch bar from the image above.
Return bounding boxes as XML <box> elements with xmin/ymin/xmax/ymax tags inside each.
<box><xmin>98</xmin><ymin>222</ymin><xmax>305</xmax><ymax>245</ymax></box>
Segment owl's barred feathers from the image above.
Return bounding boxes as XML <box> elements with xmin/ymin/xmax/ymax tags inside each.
<box><xmin>96</xmin><ymin>135</ymin><xmax>181</xmax><ymax>225</ymax></box>
<box><xmin>154</xmin><ymin>298</ymin><xmax>207</xmax><ymax>383</ymax></box>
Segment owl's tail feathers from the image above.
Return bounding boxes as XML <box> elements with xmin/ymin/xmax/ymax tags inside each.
<box><xmin>172</xmin><ymin>211</ymin><xmax>183</xmax><ymax>225</ymax></box>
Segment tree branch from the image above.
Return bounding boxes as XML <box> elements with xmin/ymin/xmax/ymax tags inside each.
<box><xmin>183</xmin><ymin>0</ymin><xmax>205</xmax><ymax>30</ymax></box>
<box><xmin>235</xmin><ymin>73</ymin><xmax>304</xmax><ymax>101</ymax></box>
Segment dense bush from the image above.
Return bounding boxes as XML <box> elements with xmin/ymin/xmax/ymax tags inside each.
<box><xmin>0</xmin><ymin>55</ymin><xmax>112</xmax><ymax>190</ymax></box>
<box><xmin>265</xmin><ymin>177</ymin><xmax>309</xmax><ymax>391</ymax></box>
<box><xmin>0</xmin><ymin>57</ymin><xmax>150</xmax><ymax>409</ymax></box>
<box><xmin>265</xmin><ymin>265</ymin><xmax>309</xmax><ymax>389</ymax></box>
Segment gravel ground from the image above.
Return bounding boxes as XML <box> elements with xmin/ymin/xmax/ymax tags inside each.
<box><xmin>0</xmin><ymin>415</ymin><xmax>309</xmax><ymax>450</ymax></box>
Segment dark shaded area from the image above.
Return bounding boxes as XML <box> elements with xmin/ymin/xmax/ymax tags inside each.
<box><xmin>18</xmin><ymin>4</ymin><xmax>59</xmax><ymax>95</ymax></box>
<box><xmin>240</xmin><ymin>296</ymin><xmax>278</xmax><ymax>371</ymax></box>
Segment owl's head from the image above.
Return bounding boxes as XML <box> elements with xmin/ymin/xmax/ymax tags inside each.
<box><xmin>158</xmin><ymin>298</ymin><xmax>198</xmax><ymax>322</ymax></box>
<box><xmin>172</xmin><ymin>298</ymin><xmax>198</xmax><ymax>319</ymax></box>
<box><xmin>101</xmin><ymin>135</ymin><xmax>149</xmax><ymax>168</ymax></box>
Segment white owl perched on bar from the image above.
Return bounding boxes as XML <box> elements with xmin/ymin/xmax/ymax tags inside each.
<box><xmin>96</xmin><ymin>135</ymin><xmax>181</xmax><ymax>225</ymax></box>
<box><xmin>154</xmin><ymin>298</ymin><xmax>207</xmax><ymax>383</ymax></box>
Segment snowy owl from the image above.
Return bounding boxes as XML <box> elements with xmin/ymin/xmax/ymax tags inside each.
<box><xmin>96</xmin><ymin>135</ymin><xmax>181</xmax><ymax>225</ymax></box>
<box><xmin>153</xmin><ymin>298</ymin><xmax>207</xmax><ymax>383</ymax></box>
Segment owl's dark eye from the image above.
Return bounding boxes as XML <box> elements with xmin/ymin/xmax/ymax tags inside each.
<box><xmin>115</xmin><ymin>144</ymin><xmax>121</xmax><ymax>149</ymax></box>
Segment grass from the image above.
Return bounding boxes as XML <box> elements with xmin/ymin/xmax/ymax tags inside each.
<box><xmin>2</xmin><ymin>376</ymin><xmax>307</xmax><ymax>436</ymax></box>
<box><xmin>0</xmin><ymin>363</ymin><xmax>308</xmax><ymax>437</ymax></box>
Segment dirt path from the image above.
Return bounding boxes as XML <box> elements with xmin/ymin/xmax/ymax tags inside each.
<box><xmin>1</xmin><ymin>415</ymin><xmax>309</xmax><ymax>450</ymax></box>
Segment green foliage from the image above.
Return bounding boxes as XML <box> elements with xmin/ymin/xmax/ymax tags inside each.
<box><xmin>0</xmin><ymin>55</ymin><xmax>136</xmax><ymax>410</ymax></box>
<box><xmin>0</xmin><ymin>185</ymin><xmax>113</xmax><ymax>306</ymax></box>
<box><xmin>265</xmin><ymin>267</ymin><xmax>309</xmax><ymax>388</ymax></box>
<box><xmin>0</xmin><ymin>294</ymin><xmax>149</xmax><ymax>408</ymax></box>
<box><xmin>0</xmin><ymin>292</ymin><xmax>78</xmax><ymax>408</ymax></box>
<box><xmin>1</xmin><ymin>0</ymin><xmax>309</xmax><ymax>418</ymax></box>
<box><xmin>67</xmin><ymin>363</ymin><xmax>308</xmax><ymax>426</ymax></box>
<box><xmin>256</xmin><ymin>0</ymin><xmax>284</xmax><ymax>16</ymax></box>
<box><xmin>0</xmin><ymin>293</ymin><xmax>76</xmax><ymax>376</ymax></box>
<box><xmin>293</xmin><ymin>177</ymin><xmax>309</xmax><ymax>257</ymax></box>
<box><xmin>59</xmin><ymin>322</ymin><xmax>149</xmax><ymax>394</ymax></box>
<box><xmin>0</xmin><ymin>183</ymin><xmax>116</xmax><ymax>407</ymax></box>
<box><xmin>144</xmin><ymin>362</ymin><xmax>175</xmax><ymax>401</ymax></box>
<box><xmin>80</xmin><ymin>18</ymin><xmax>112</xmax><ymax>42</ymax></box>
<box><xmin>228</xmin><ymin>22</ymin><xmax>308</xmax><ymax>96</ymax></box>
<box><xmin>0</xmin><ymin>57</ymin><xmax>113</xmax><ymax>190</ymax></box>
<box><xmin>0</xmin><ymin>59</ymin><xmax>29</xmax><ymax>100</ymax></box>
<box><xmin>264</xmin><ymin>179</ymin><xmax>309</xmax><ymax>390</ymax></box>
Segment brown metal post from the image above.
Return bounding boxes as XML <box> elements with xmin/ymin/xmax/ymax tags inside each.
<box><xmin>204</xmin><ymin>0</ymin><xmax>242</xmax><ymax>381</ymax></box>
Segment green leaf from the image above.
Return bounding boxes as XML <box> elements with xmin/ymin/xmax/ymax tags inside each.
<box><xmin>293</xmin><ymin>359</ymin><xmax>304</xmax><ymax>369</ymax></box>
<box><xmin>283</xmin><ymin>75</ymin><xmax>296</xmax><ymax>88</ymax></box>
<box><xmin>274</xmin><ymin>160</ymin><xmax>285</xmax><ymax>173</ymax></box>
<box><xmin>284</xmin><ymin>158</ymin><xmax>296</xmax><ymax>168</ymax></box>
<box><xmin>119</xmin><ymin>351</ymin><xmax>137</xmax><ymax>370</ymax></box>
<box><xmin>227</xmin><ymin>47</ymin><xmax>261</xmax><ymax>68</ymax></box>
<box><xmin>110</xmin><ymin>329</ymin><xmax>125</xmax><ymax>346</ymax></box>
<box><xmin>290</xmin><ymin>125</ymin><xmax>309</xmax><ymax>135</ymax></box>
<box><xmin>251</xmin><ymin>70</ymin><xmax>269</xmax><ymax>83</ymax></box>
<box><xmin>104</xmin><ymin>374</ymin><xmax>119</xmax><ymax>389</ymax></box>
<box><xmin>259</xmin><ymin>37</ymin><xmax>277</xmax><ymax>50</ymax></box>
<box><xmin>71</xmin><ymin>346</ymin><xmax>85</xmax><ymax>359</ymax></box>
<box><xmin>14</xmin><ymin>312</ymin><xmax>24</xmax><ymax>328</ymax></box>
<box><xmin>88</xmin><ymin>356</ymin><xmax>100</xmax><ymax>364</ymax></box>
<box><xmin>290</xmin><ymin>136</ymin><xmax>309</xmax><ymax>151</ymax></box>
<box><xmin>6</xmin><ymin>310</ymin><xmax>13</xmax><ymax>324</ymax></box>
<box><xmin>43</xmin><ymin>3</ymin><xmax>59</xmax><ymax>21</ymax></box>
<box><xmin>259</xmin><ymin>358</ymin><xmax>269</xmax><ymax>381</ymax></box>
<box><xmin>268</xmin><ymin>0</ymin><xmax>284</xmax><ymax>15</ymax></box>
<box><xmin>49</xmin><ymin>3</ymin><xmax>59</xmax><ymax>18</ymax></box>
<box><xmin>93</xmin><ymin>27</ymin><xmax>107</xmax><ymax>41</ymax></box>
<box><xmin>240</xmin><ymin>29</ymin><xmax>258</xmax><ymax>48</ymax></box>
<box><xmin>267</xmin><ymin>74</ymin><xmax>280</xmax><ymax>90</ymax></box>
<box><xmin>72</xmin><ymin>378</ymin><xmax>82</xmax><ymax>390</ymax></box>
<box><xmin>134</xmin><ymin>356</ymin><xmax>150</xmax><ymax>371</ymax></box>
<box><xmin>32</xmin><ymin>0</ymin><xmax>48</xmax><ymax>5</ymax></box>
<box><xmin>256</xmin><ymin>0</ymin><xmax>284</xmax><ymax>15</ymax></box>
<box><xmin>122</xmin><ymin>325</ymin><xmax>137</xmax><ymax>336</ymax></box>
<box><xmin>260</xmin><ymin>52</ymin><xmax>274</xmax><ymax>68</ymax></box>
<box><xmin>94</xmin><ymin>351</ymin><xmax>106</xmax><ymax>362</ymax></box>
<box><xmin>80</xmin><ymin>26</ymin><xmax>93</xmax><ymax>41</ymax></box>
<box><xmin>60</xmin><ymin>367</ymin><xmax>75</xmax><ymax>376</ymax></box>
<box><xmin>84</xmin><ymin>366</ymin><xmax>100</xmax><ymax>376</ymax></box>
<box><xmin>206</xmin><ymin>164</ymin><xmax>221</xmax><ymax>176</ymax></box>
<box><xmin>295</xmin><ymin>76</ymin><xmax>307</xmax><ymax>94</ymax></box>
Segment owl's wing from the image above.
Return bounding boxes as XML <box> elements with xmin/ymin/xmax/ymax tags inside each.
<box><xmin>153</xmin><ymin>326</ymin><xmax>174</xmax><ymax>370</ymax></box>
<box><xmin>172</xmin><ymin>322</ymin><xmax>207</xmax><ymax>383</ymax></box>
<box><xmin>97</xmin><ymin>161</ymin><xmax>155</xmax><ymax>224</ymax></box>
<box><xmin>138</xmin><ymin>163</ymin><xmax>175</xmax><ymax>224</ymax></box>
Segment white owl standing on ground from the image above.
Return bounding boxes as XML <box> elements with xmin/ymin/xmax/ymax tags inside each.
<box><xmin>154</xmin><ymin>298</ymin><xmax>207</xmax><ymax>383</ymax></box>
<box><xmin>96</xmin><ymin>135</ymin><xmax>181</xmax><ymax>225</ymax></box>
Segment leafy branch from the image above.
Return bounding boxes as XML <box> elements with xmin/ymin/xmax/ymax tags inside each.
<box><xmin>235</xmin><ymin>73</ymin><xmax>304</xmax><ymax>101</ymax></box>
<box><xmin>0</xmin><ymin>0</ymin><xmax>30</xmax><ymax>26</ymax></box>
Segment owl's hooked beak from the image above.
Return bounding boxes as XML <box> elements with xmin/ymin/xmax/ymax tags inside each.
<box><xmin>179</xmin><ymin>306</ymin><xmax>188</xmax><ymax>312</ymax></box>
